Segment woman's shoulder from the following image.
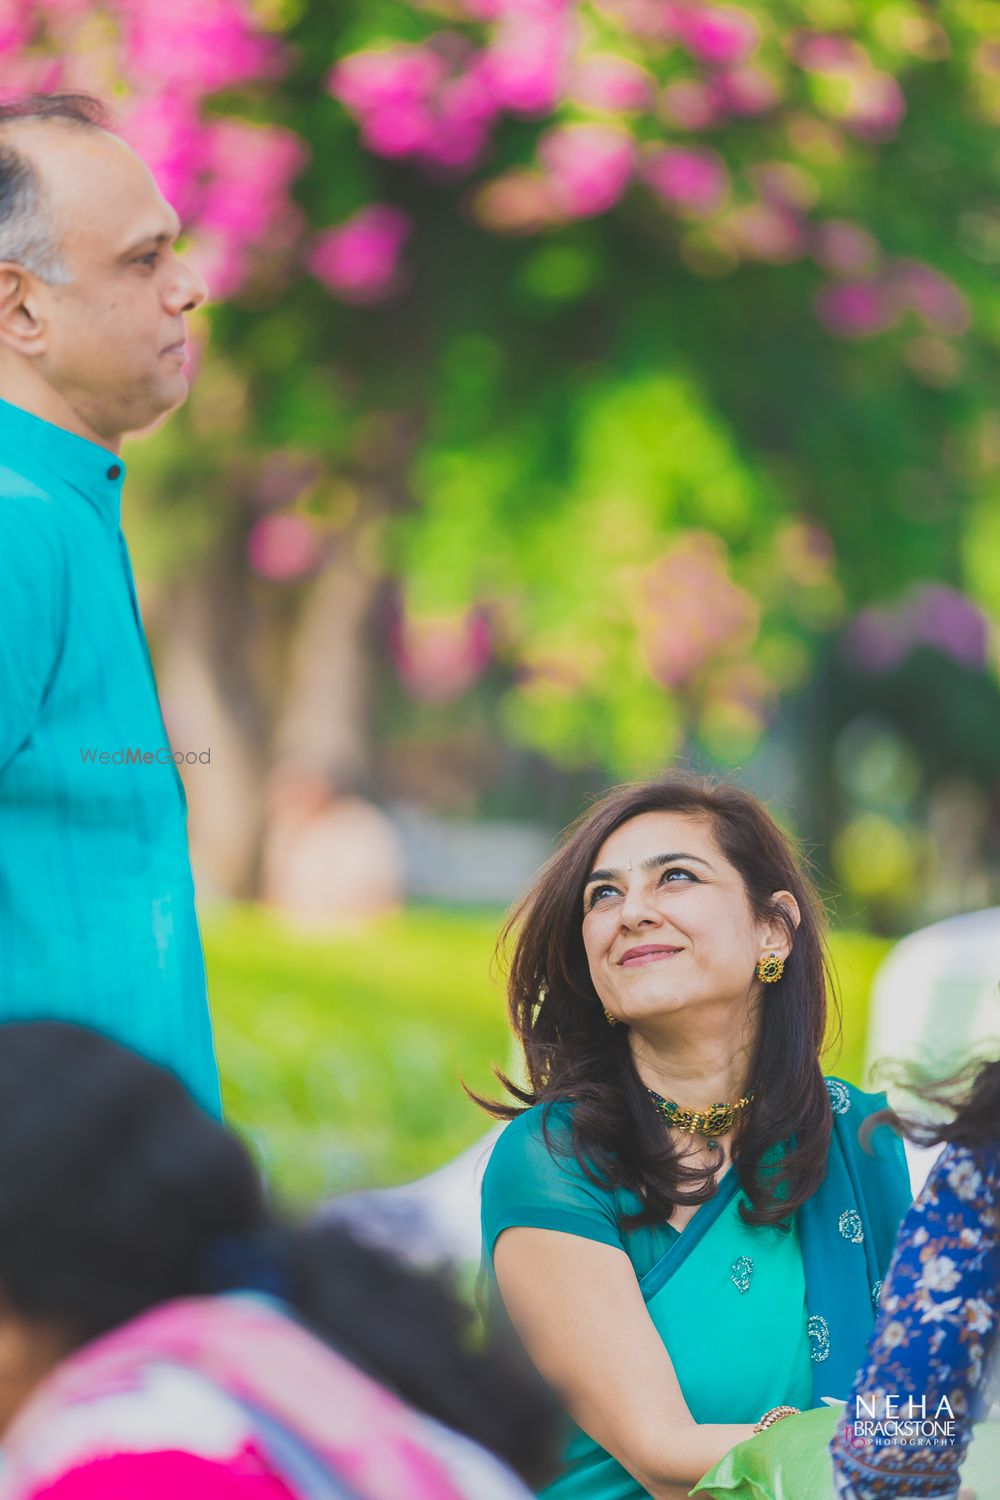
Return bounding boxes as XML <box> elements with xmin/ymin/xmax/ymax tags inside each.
<box><xmin>822</xmin><ymin>1074</ymin><xmax>888</xmax><ymax>1121</ymax></box>
<box><xmin>481</xmin><ymin>1101</ymin><xmax>624</xmax><ymax>1253</ymax></box>
<box><xmin>482</xmin><ymin>1099</ymin><xmax>617</xmax><ymax>1207</ymax></box>
<box><xmin>823</xmin><ymin>1073</ymin><xmax>909</xmax><ymax>1176</ymax></box>
<box><xmin>483</xmin><ymin>1101</ymin><xmax>578</xmax><ymax>1181</ymax></box>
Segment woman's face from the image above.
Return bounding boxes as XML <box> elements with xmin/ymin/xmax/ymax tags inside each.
<box><xmin>581</xmin><ymin>810</ymin><xmax>794</xmax><ymax>1029</ymax></box>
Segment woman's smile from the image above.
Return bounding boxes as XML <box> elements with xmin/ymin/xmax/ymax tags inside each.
<box><xmin>618</xmin><ymin>944</ymin><xmax>684</xmax><ymax>968</ymax></box>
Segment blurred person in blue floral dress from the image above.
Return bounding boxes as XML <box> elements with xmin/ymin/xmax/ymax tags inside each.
<box><xmin>831</xmin><ymin>1058</ymin><xmax>1000</xmax><ymax>1499</ymax></box>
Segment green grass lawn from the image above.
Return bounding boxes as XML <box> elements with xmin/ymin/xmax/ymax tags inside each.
<box><xmin>206</xmin><ymin>906</ymin><xmax>892</xmax><ymax>1206</ymax></box>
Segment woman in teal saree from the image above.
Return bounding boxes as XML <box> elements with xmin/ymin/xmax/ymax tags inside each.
<box><xmin>479</xmin><ymin>775</ymin><xmax>911</xmax><ymax>1500</ymax></box>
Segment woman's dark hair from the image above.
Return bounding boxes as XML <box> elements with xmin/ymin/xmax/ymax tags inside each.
<box><xmin>0</xmin><ymin>1022</ymin><xmax>555</xmax><ymax>1487</ymax></box>
<box><xmin>868</xmin><ymin>1054</ymin><xmax>1000</xmax><ymax>1151</ymax></box>
<box><xmin>477</xmin><ymin>773</ymin><xmax>838</xmax><ymax>1230</ymax></box>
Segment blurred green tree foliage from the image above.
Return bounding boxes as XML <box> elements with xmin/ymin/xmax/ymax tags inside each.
<box><xmin>158</xmin><ymin>3</ymin><xmax>1000</xmax><ymax>768</ymax></box>
<box><xmin>15</xmin><ymin>1</ymin><xmax>998</xmax><ymax>902</ymax></box>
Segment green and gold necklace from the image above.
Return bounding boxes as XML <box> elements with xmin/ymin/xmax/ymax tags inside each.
<box><xmin>646</xmin><ymin>1087</ymin><xmax>753</xmax><ymax>1153</ymax></box>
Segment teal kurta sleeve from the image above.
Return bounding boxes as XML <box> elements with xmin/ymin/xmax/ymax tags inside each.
<box><xmin>481</xmin><ymin>1103</ymin><xmax>625</xmax><ymax>1259</ymax></box>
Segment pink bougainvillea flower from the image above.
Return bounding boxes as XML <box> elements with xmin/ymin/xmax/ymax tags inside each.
<box><xmin>390</xmin><ymin>607</ymin><xmax>492</xmax><ymax>703</ymax></box>
<box><xmin>908</xmin><ymin>585</ymin><xmax>988</xmax><ymax>669</ymax></box>
<box><xmin>0</xmin><ymin>54</ymin><xmax>65</xmax><ymax>94</ymax></box>
<box><xmin>198</xmin><ymin>121</ymin><xmax>307</xmax><ymax>244</ymax></box>
<box><xmin>459</xmin><ymin>0</ymin><xmax>571</xmax><ymax>11</ymax></box>
<box><xmin>749</xmin><ymin>160</ymin><xmax>819</xmax><ymax>210</ymax></box>
<box><xmin>247</xmin><ymin>514</ymin><xmax>327</xmax><ymax>582</ymax></box>
<box><xmin>843</xmin><ymin>70</ymin><xmax>906</xmax><ymax>141</ymax></box>
<box><xmin>189</xmin><ymin>121</ymin><xmax>306</xmax><ymax>298</ymax></box>
<box><xmin>331</xmin><ymin>43</ymin><xmax>498</xmax><ymax>172</ymax></box>
<box><xmin>451</xmin><ymin>0</ymin><xmax>506</xmax><ymax>18</ymax></box>
<box><xmin>660</xmin><ymin>78</ymin><xmax>721</xmax><ymax>130</ymax></box>
<box><xmin>892</xmin><ymin>261</ymin><xmax>969</xmax><ymax>335</ymax></box>
<box><xmin>0</xmin><ymin>8</ymin><xmax>31</xmax><ymax>54</ymax></box>
<box><xmin>480</xmin><ymin>9</ymin><xmax>575</xmax><ymax>114</ymax></box>
<box><xmin>712</xmin><ymin>64</ymin><xmax>779</xmax><ymax>116</ymax></box>
<box><xmin>976</xmin><ymin>38</ymin><xmax>1000</xmax><ymax>75</ymax></box>
<box><xmin>361</xmin><ymin>101</ymin><xmax>438</xmax><ymax>158</ymax></box>
<box><xmin>791</xmin><ymin>31</ymin><xmax>868</xmax><ymax>74</ymax></box>
<box><xmin>420</xmin><ymin>118</ymin><xmax>491</xmax><ymax>169</ymax></box>
<box><xmin>120</xmin><ymin>104</ymin><xmax>306</xmax><ymax>300</ymax></box>
<box><xmin>119</xmin><ymin>92</ymin><xmax>209</xmax><ymax>222</ymax></box>
<box><xmin>638</xmin><ymin>532</ymin><xmax>759</xmax><ymax>690</ymax></box>
<box><xmin>815</xmin><ymin>280</ymin><xmax>899</xmax><ymax>338</ymax></box>
<box><xmin>726</xmin><ymin>202</ymin><xmax>806</xmax><ymax>263</ymax></box>
<box><xmin>593</xmin><ymin>0</ymin><xmax>676</xmax><ymax>42</ymax></box>
<box><xmin>642</xmin><ymin>146</ymin><xmax>728</xmax><ymax>217</ymax></box>
<box><xmin>842</xmin><ymin>607</ymin><xmax>909</xmax><ymax>674</ymax></box>
<box><xmin>308</xmin><ymin>205</ymin><xmax>412</xmax><ymax>305</ymax></box>
<box><xmin>473</xmin><ymin>169</ymin><xmax>554</xmax><ymax>233</ymax></box>
<box><xmin>118</xmin><ymin>0</ymin><xmax>281</xmax><ymax>93</ymax></box>
<box><xmin>539</xmin><ymin>123</ymin><xmax>635</xmax><ymax>218</ymax></box>
<box><xmin>420</xmin><ymin>66</ymin><xmax>499</xmax><ymax>169</ymax></box>
<box><xmin>568</xmin><ymin>53</ymin><xmax>656</xmax><ymax>111</ymax></box>
<box><xmin>812</xmin><ymin>219</ymin><xmax>880</xmax><ymax>275</ymax></box>
<box><xmin>184</xmin><ymin>234</ymin><xmax>239</xmax><ymax>303</ymax></box>
<box><xmin>670</xmin><ymin>5</ymin><xmax>759</xmax><ymax>67</ymax></box>
<box><xmin>845</xmin><ymin>587</ymin><xmax>989</xmax><ymax>674</ymax></box>
<box><xmin>328</xmin><ymin>46</ymin><xmax>447</xmax><ymax>115</ymax></box>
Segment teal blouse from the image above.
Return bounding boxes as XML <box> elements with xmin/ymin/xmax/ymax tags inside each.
<box><xmin>481</xmin><ymin>1080</ymin><xmax>911</xmax><ymax>1500</ymax></box>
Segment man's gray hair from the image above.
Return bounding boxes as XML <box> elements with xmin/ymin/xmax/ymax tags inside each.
<box><xmin>0</xmin><ymin>93</ymin><xmax>114</xmax><ymax>285</ymax></box>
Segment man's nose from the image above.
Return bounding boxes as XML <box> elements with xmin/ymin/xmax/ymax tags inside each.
<box><xmin>166</xmin><ymin>259</ymin><xmax>208</xmax><ymax>314</ymax></box>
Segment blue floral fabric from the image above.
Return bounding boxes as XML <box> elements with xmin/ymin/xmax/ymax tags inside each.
<box><xmin>830</xmin><ymin>1141</ymin><xmax>1000</xmax><ymax>1498</ymax></box>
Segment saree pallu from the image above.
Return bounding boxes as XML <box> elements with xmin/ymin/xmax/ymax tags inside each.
<box><xmin>539</xmin><ymin>1085</ymin><xmax>911</xmax><ymax>1500</ymax></box>
<box><xmin>0</xmin><ymin>1294</ymin><xmax>533</xmax><ymax>1500</ymax></box>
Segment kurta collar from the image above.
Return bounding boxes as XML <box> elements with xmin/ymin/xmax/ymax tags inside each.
<box><xmin>0</xmin><ymin>396</ymin><xmax>126</xmax><ymax>528</ymax></box>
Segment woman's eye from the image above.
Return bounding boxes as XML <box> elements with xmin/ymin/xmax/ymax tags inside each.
<box><xmin>661</xmin><ymin>867</ymin><xmax>698</xmax><ymax>884</ymax></box>
<box><xmin>136</xmin><ymin>252</ymin><xmax>159</xmax><ymax>268</ymax></box>
<box><xmin>586</xmin><ymin>884</ymin><xmax>619</xmax><ymax>908</ymax></box>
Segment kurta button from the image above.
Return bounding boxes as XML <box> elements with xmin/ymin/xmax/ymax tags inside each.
<box><xmin>107</xmin><ymin>464</ymin><xmax>121</xmax><ymax>480</ymax></box>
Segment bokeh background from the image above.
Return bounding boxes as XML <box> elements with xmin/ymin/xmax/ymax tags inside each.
<box><xmin>5</xmin><ymin>0</ymin><xmax>1000</xmax><ymax>1203</ymax></box>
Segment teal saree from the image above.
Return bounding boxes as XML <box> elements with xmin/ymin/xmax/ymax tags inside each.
<box><xmin>480</xmin><ymin>1079</ymin><xmax>911</xmax><ymax>1500</ymax></box>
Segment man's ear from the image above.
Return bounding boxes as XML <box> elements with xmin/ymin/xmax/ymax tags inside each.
<box><xmin>0</xmin><ymin>265</ymin><xmax>47</xmax><ymax>356</ymax></box>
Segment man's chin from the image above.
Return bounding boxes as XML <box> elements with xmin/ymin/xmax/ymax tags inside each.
<box><xmin>128</xmin><ymin>377</ymin><xmax>189</xmax><ymax>436</ymax></box>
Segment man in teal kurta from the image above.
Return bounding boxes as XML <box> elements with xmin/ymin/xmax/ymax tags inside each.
<box><xmin>0</xmin><ymin>97</ymin><xmax>220</xmax><ymax>1113</ymax></box>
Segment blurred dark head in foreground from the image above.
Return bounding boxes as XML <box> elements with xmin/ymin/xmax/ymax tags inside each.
<box><xmin>0</xmin><ymin>1020</ymin><xmax>556</xmax><ymax>1485</ymax></box>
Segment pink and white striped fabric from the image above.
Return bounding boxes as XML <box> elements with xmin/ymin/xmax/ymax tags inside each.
<box><xmin>0</xmin><ymin>1294</ymin><xmax>532</xmax><ymax>1500</ymax></box>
